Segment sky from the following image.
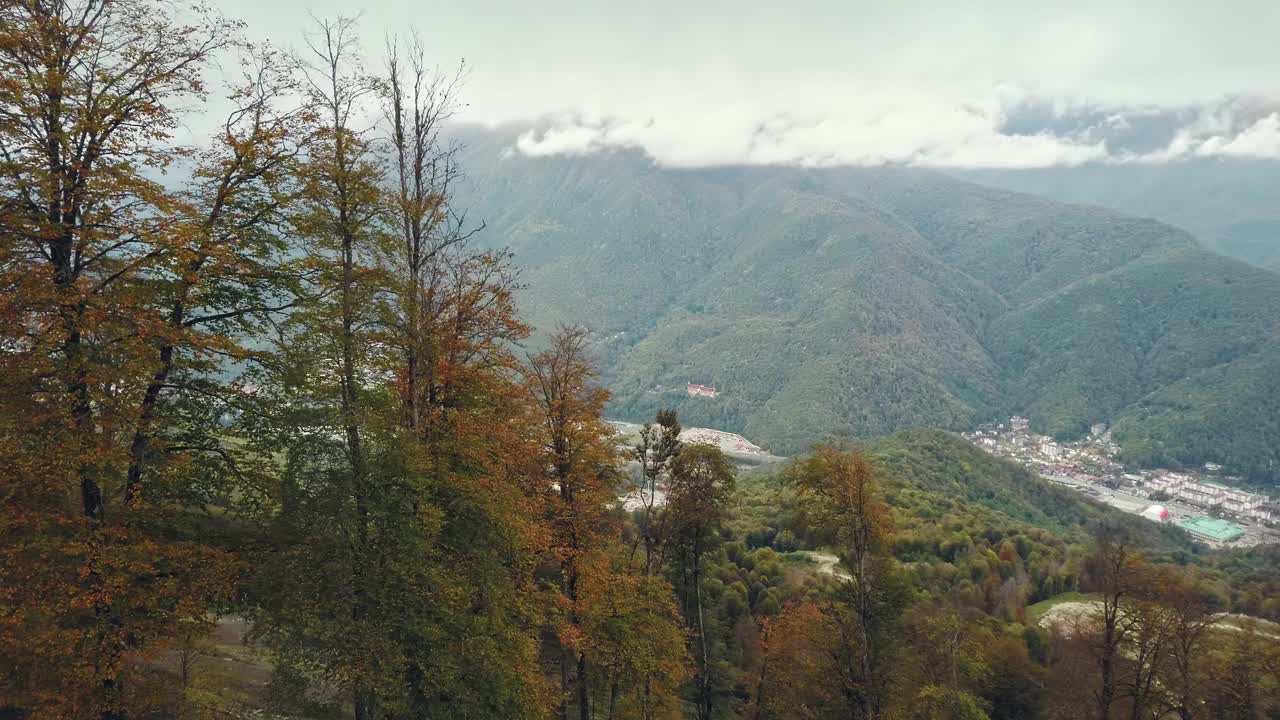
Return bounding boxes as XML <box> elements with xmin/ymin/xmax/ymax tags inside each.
<box><xmin>216</xmin><ymin>0</ymin><xmax>1280</xmax><ymax>168</ymax></box>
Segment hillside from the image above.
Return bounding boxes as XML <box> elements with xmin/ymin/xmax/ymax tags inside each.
<box><xmin>828</xmin><ymin>430</ymin><xmax>1188</xmax><ymax>553</ymax></box>
<box><xmin>455</xmin><ymin>129</ymin><xmax>1280</xmax><ymax>486</ymax></box>
<box><xmin>736</xmin><ymin>431</ymin><xmax>1280</xmax><ymax>617</ymax></box>
<box><xmin>957</xmin><ymin>160</ymin><xmax>1280</xmax><ymax>274</ymax></box>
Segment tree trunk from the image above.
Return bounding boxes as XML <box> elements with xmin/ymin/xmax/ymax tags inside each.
<box><xmin>353</xmin><ymin>688</ymin><xmax>371</xmax><ymax>720</ymax></box>
<box><xmin>577</xmin><ymin>653</ymin><xmax>589</xmax><ymax>720</ymax></box>
<box><xmin>124</xmin><ymin>343</ymin><xmax>172</xmax><ymax>506</ymax></box>
<box><xmin>695</xmin><ymin>542</ymin><xmax>712</xmax><ymax>720</ymax></box>
<box><xmin>749</xmin><ymin>653</ymin><xmax>769</xmax><ymax>720</ymax></box>
<box><xmin>855</xmin><ymin>545</ymin><xmax>874</xmax><ymax>720</ymax></box>
<box><xmin>1099</xmin><ymin>605</ymin><xmax>1117</xmax><ymax>720</ymax></box>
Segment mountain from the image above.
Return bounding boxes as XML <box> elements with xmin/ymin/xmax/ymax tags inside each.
<box><xmin>955</xmin><ymin>160</ymin><xmax>1280</xmax><ymax>274</ymax></box>
<box><xmin>454</xmin><ymin>129</ymin><xmax>1280</xmax><ymax>487</ymax></box>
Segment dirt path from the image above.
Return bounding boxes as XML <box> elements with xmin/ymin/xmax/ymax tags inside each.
<box><xmin>809</xmin><ymin>552</ymin><xmax>852</xmax><ymax>581</ymax></box>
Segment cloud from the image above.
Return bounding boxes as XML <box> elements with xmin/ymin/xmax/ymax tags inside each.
<box><xmin>512</xmin><ymin>102</ymin><xmax>1107</xmax><ymax>170</ymax></box>
<box><xmin>1125</xmin><ymin>102</ymin><xmax>1280</xmax><ymax>163</ymax></box>
<box><xmin>1205</xmin><ymin>114</ymin><xmax>1280</xmax><ymax>158</ymax></box>
<box><xmin>511</xmin><ymin>96</ymin><xmax>1280</xmax><ymax>169</ymax></box>
<box><xmin>214</xmin><ymin>0</ymin><xmax>1280</xmax><ymax>168</ymax></box>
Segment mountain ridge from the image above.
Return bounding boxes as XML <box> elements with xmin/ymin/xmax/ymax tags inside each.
<box><xmin>453</xmin><ymin>129</ymin><xmax>1280</xmax><ymax>486</ymax></box>
<box><xmin>955</xmin><ymin>160</ymin><xmax>1280</xmax><ymax>274</ymax></box>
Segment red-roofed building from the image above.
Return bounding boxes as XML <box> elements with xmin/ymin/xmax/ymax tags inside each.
<box><xmin>686</xmin><ymin>383</ymin><xmax>719</xmax><ymax>398</ymax></box>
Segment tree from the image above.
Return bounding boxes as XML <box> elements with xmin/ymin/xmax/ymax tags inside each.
<box><xmin>909</xmin><ymin>686</ymin><xmax>992</xmax><ymax>720</ymax></box>
<box><xmin>1083</xmin><ymin>524</ymin><xmax>1143</xmax><ymax>720</ymax></box>
<box><xmin>379</xmin><ymin>35</ymin><xmax>545</xmax><ymax>718</ymax></box>
<box><xmin>122</xmin><ymin>46</ymin><xmax>308</xmax><ymax>508</ymax></box>
<box><xmin>227</xmin><ymin>17</ymin><xmax>550</xmax><ymax>720</ymax></box>
<box><xmin>629</xmin><ymin>409</ymin><xmax>682</xmax><ymax>574</ymax></box>
<box><xmin>526</xmin><ymin>325</ymin><xmax>621</xmax><ymax>720</ymax></box>
<box><xmin>286</xmin><ymin>18</ymin><xmax>390</xmax><ymax>718</ymax></box>
<box><xmin>381</xmin><ymin>36</ymin><xmax>477</xmax><ymax>435</ymax></box>
<box><xmin>1120</xmin><ymin>568</ymin><xmax>1177</xmax><ymax>720</ymax></box>
<box><xmin>1155</xmin><ymin>569</ymin><xmax>1216</xmax><ymax>720</ymax></box>
<box><xmin>788</xmin><ymin>446</ymin><xmax>899</xmax><ymax>720</ymax></box>
<box><xmin>744</xmin><ymin>602</ymin><xmax>845</xmax><ymax>720</ymax></box>
<box><xmin>0</xmin><ymin>0</ymin><xmax>236</xmax><ymax>519</ymax></box>
<box><xmin>0</xmin><ymin>1</ymin><xmax>288</xmax><ymax>715</ymax></box>
<box><xmin>665</xmin><ymin>443</ymin><xmax>735</xmax><ymax>720</ymax></box>
<box><xmin>578</xmin><ymin>549</ymin><xmax>690</xmax><ymax>720</ymax></box>
<box><xmin>902</xmin><ymin>604</ymin><xmax>990</xmax><ymax>697</ymax></box>
<box><xmin>1202</xmin><ymin>619</ymin><xmax>1280</xmax><ymax>720</ymax></box>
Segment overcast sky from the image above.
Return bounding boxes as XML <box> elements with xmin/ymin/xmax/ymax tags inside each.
<box><xmin>217</xmin><ymin>0</ymin><xmax>1280</xmax><ymax>168</ymax></box>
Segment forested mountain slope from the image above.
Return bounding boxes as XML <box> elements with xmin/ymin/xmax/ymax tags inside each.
<box><xmin>957</xmin><ymin>160</ymin><xmax>1280</xmax><ymax>273</ymax></box>
<box><xmin>456</xmin><ymin>129</ymin><xmax>1280</xmax><ymax>486</ymax></box>
<box><xmin>738</xmin><ymin>430</ymin><xmax>1278</xmax><ymax>618</ymax></box>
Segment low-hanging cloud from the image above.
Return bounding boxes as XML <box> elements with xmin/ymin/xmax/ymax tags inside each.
<box><xmin>216</xmin><ymin>0</ymin><xmax>1280</xmax><ymax>169</ymax></box>
<box><xmin>515</xmin><ymin>95</ymin><xmax>1111</xmax><ymax>169</ymax></box>
<box><xmin>513</xmin><ymin>96</ymin><xmax>1280</xmax><ymax>169</ymax></box>
<box><xmin>1136</xmin><ymin>106</ymin><xmax>1280</xmax><ymax>162</ymax></box>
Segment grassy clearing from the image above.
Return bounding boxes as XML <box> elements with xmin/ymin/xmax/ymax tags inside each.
<box><xmin>1027</xmin><ymin>592</ymin><xmax>1099</xmax><ymax>623</ymax></box>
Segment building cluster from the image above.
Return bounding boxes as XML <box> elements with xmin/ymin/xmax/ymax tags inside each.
<box><xmin>968</xmin><ymin>417</ymin><xmax>1124</xmax><ymax>481</ymax></box>
<box><xmin>1145</xmin><ymin>470</ymin><xmax>1273</xmax><ymax>522</ymax></box>
<box><xmin>964</xmin><ymin>417</ymin><xmax>1280</xmax><ymax>544</ymax></box>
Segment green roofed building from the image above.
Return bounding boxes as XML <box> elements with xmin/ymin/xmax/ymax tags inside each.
<box><xmin>1177</xmin><ymin>516</ymin><xmax>1245</xmax><ymax>543</ymax></box>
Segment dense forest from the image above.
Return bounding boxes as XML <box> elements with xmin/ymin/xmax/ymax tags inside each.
<box><xmin>958</xmin><ymin>161</ymin><xmax>1280</xmax><ymax>274</ymax></box>
<box><xmin>452</xmin><ymin>131</ymin><xmax>1280</xmax><ymax>487</ymax></box>
<box><xmin>1</xmin><ymin>2</ymin><xmax>1279</xmax><ymax>719</ymax></box>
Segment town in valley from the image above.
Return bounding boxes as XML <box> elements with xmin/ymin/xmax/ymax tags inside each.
<box><xmin>965</xmin><ymin>417</ymin><xmax>1280</xmax><ymax>547</ymax></box>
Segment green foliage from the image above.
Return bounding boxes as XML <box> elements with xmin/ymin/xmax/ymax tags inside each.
<box><xmin>959</xmin><ymin>159</ymin><xmax>1280</xmax><ymax>273</ymax></box>
<box><xmin>909</xmin><ymin>686</ymin><xmax>991</xmax><ymax>720</ymax></box>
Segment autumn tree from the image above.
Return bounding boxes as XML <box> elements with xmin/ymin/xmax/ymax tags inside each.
<box><xmin>0</xmin><ymin>1</ymin><xmax>307</xmax><ymax>715</ymax></box>
<box><xmin>1082</xmin><ymin>524</ymin><xmax>1144</xmax><ymax>720</ymax></box>
<box><xmin>1154</xmin><ymin>569</ymin><xmax>1216</xmax><ymax>720</ymax></box>
<box><xmin>629</xmin><ymin>409</ymin><xmax>682</xmax><ymax>574</ymax></box>
<box><xmin>577</xmin><ymin>545</ymin><xmax>691</xmax><ymax>720</ymax></box>
<box><xmin>787</xmin><ymin>445</ymin><xmax>902</xmax><ymax>720</ymax></box>
<box><xmin>381</xmin><ymin>35</ymin><xmax>480</xmax><ymax>433</ymax></box>
<box><xmin>120</xmin><ymin>46</ymin><xmax>309</xmax><ymax>507</ymax></box>
<box><xmin>744</xmin><ymin>602</ymin><xmax>846</xmax><ymax>720</ymax></box>
<box><xmin>665</xmin><ymin>442</ymin><xmax>736</xmax><ymax>720</ymax></box>
<box><xmin>526</xmin><ymin>326</ymin><xmax>623</xmax><ymax>720</ymax></box>
<box><xmin>233</xmin><ymin>16</ymin><xmax>416</xmax><ymax>720</ymax></box>
<box><xmin>1119</xmin><ymin>567</ymin><xmax>1178</xmax><ymax>720</ymax></box>
<box><xmin>0</xmin><ymin>0</ymin><xmax>236</xmax><ymax>520</ymax></box>
<box><xmin>377</xmin><ymin>32</ymin><xmax>550</xmax><ymax>718</ymax></box>
<box><xmin>908</xmin><ymin>686</ymin><xmax>992</xmax><ymax>720</ymax></box>
<box><xmin>1202</xmin><ymin>619</ymin><xmax>1280</xmax><ymax>720</ymax></box>
<box><xmin>902</xmin><ymin>604</ymin><xmax>992</xmax><ymax>706</ymax></box>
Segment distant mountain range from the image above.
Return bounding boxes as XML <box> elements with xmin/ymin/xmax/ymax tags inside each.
<box><xmin>454</xmin><ymin>128</ymin><xmax>1280</xmax><ymax>488</ymax></box>
<box><xmin>956</xmin><ymin>160</ymin><xmax>1280</xmax><ymax>274</ymax></box>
